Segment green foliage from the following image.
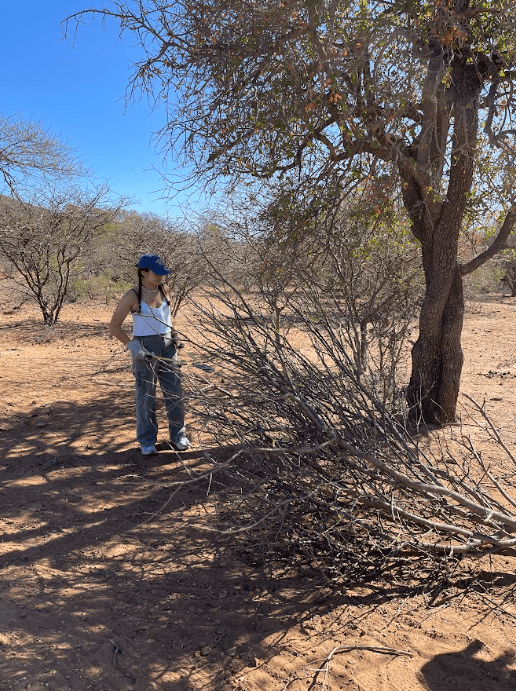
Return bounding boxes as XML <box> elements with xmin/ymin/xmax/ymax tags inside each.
<box><xmin>69</xmin><ymin>274</ymin><xmax>131</xmax><ymax>303</ymax></box>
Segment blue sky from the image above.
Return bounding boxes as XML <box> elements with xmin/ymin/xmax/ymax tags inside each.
<box><xmin>1</xmin><ymin>1</ymin><xmax>205</xmax><ymax>220</ymax></box>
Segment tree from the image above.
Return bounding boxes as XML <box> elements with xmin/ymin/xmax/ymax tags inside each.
<box><xmin>70</xmin><ymin>0</ymin><xmax>516</xmax><ymax>423</ymax></box>
<box><xmin>188</xmin><ymin>260</ymin><xmax>516</xmax><ymax>581</ymax></box>
<box><xmin>0</xmin><ymin>184</ymin><xmax>123</xmax><ymax>325</ymax></box>
<box><xmin>304</xmin><ymin>200</ymin><xmax>423</xmax><ymax>410</ymax></box>
<box><xmin>0</xmin><ymin>113</ymin><xmax>84</xmax><ymax>195</ymax></box>
<box><xmin>205</xmin><ymin>185</ymin><xmax>422</xmax><ymax>410</ymax></box>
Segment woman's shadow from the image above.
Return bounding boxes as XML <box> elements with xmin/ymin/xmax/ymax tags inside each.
<box><xmin>420</xmin><ymin>640</ymin><xmax>516</xmax><ymax>691</ymax></box>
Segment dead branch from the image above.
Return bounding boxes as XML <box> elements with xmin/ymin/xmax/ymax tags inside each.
<box><xmin>172</xmin><ymin>279</ymin><xmax>516</xmax><ymax>587</ymax></box>
<box><xmin>314</xmin><ymin>644</ymin><xmax>414</xmax><ymax>691</ymax></box>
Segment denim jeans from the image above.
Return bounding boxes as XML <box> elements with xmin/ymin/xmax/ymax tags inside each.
<box><xmin>132</xmin><ymin>334</ymin><xmax>185</xmax><ymax>447</ymax></box>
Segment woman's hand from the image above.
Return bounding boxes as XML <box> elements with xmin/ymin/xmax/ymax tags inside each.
<box><xmin>126</xmin><ymin>340</ymin><xmax>151</xmax><ymax>361</ymax></box>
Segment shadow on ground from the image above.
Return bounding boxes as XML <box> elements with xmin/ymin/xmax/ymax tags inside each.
<box><xmin>0</xmin><ymin>390</ymin><xmax>352</xmax><ymax>690</ymax></box>
<box><xmin>420</xmin><ymin>640</ymin><xmax>516</xmax><ymax>691</ymax></box>
<box><xmin>2</xmin><ymin>313</ymin><xmax>516</xmax><ymax>689</ymax></box>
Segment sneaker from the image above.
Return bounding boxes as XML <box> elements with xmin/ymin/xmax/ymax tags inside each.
<box><xmin>140</xmin><ymin>445</ymin><xmax>156</xmax><ymax>456</ymax></box>
<box><xmin>170</xmin><ymin>434</ymin><xmax>190</xmax><ymax>451</ymax></box>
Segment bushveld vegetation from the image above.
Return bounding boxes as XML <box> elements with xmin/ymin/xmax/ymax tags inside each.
<box><xmin>2</xmin><ymin>159</ymin><xmax>516</xmax><ymax>588</ymax></box>
<box><xmin>4</xmin><ymin>0</ymin><xmax>516</xmax><ymax>588</ymax></box>
<box><xmin>70</xmin><ymin>0</ymin><xmax>516</xmax><ymax>426</ymax></box>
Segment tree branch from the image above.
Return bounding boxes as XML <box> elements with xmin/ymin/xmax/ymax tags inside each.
<box><xmin>461</xmin><ymin>208</ymin><xmax>516</xmax><ymax>275</ymax></box>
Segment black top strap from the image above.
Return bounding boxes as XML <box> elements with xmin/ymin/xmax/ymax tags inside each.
<box><xmin>131</xmin><ymin>287</ymin><xmax>141</xmax><ymax>313</ymax></box>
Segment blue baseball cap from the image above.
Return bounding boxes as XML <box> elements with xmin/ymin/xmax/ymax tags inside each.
<box><xmin>136</xmin><ymin>253</ymin><xmax>171</xmax><ymax>275</ymax></box>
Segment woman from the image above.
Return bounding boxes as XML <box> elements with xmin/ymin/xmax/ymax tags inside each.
<box><xmin>110</xmin><ymin>253</ymin><xmax>190</xmax><ymax>455</ymax></box>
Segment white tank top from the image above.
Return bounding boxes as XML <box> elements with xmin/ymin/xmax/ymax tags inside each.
<box><xmin>131</xmin><ymin>298</ymin><xmax>172</xmax><ymax>337</ymax></box>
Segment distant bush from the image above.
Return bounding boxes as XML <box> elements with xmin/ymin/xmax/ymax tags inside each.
<box><xmin>463</xmin><ymin>262</ymin><xmax>505</xmax><ymax>297</ymax></box>
<box><xmin>69</xmin><ymin>274</ymin><xmax>131</xmax><ymax>303</ymax></box>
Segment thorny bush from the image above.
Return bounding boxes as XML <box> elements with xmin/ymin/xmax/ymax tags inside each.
<box><xmin>181</xmin><ymin>283</ymin><xmax>516</xmax><ymax>588</ymax></box>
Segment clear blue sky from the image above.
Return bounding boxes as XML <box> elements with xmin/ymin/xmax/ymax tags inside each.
<box><xmin>1</xmin><ymin>0</ymin><xmax>205</xmax><ymax>219</ymax></box>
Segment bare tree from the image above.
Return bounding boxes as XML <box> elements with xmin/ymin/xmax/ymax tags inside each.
<box><xmin>0</xmin><ymin>113</ymin><xmax>85</xmax><ymax>195</ymax></box>
<box><xmin>198</xmin><ymin>187</ymin><xmax>423</xmax><ymax>411</ymax></box>
<box><xmin>0</xmin><ymin>185</ymin><xmax>123</xmax><ymax>325</ymax></box>
<box><xmin>304</xmin><ymin>210</ymin><xmax>423</xmax><ymax>412</ymax></box>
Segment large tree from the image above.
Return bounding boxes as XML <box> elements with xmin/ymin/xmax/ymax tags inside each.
<box><xmin>70</xmin><ymin>0</ymin><xmax>516</xmax><ymax>423</ymax></box>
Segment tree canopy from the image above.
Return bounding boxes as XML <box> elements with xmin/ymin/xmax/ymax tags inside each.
<box><xmin>0</xmin><ymin>113</ymin><xmax>85</xmax><ymax>195</ymax></box>
<box><xmin>70</xmin><ymin>0</ymin><xmax>516</xmax><ymax>423</ymax></box>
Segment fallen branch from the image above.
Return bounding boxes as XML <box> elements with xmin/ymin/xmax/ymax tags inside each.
<box><xmin>313</xmin><ymin>644</ymin><xmax>414</xmax><ymax>691</ymax></box>
<box><xmin>181</xmin><ymin>285</ymin><xmax>516</xmax><ymax>586</ymax></box>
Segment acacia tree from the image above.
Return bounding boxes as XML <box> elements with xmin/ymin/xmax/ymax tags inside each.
<box><xmin>0</xmin><ymin>113</ymin><xmax>84</xmax><ymax>195</ymax></box>
<box><xmin>0</xmin><ymin>185</ymin><xmax>123</xmax><ymax>325</ymax></box>
<box><xmin>70</xmin><ymin>0</ymin><xmax>516</xmax><ymax>423</ymax></box>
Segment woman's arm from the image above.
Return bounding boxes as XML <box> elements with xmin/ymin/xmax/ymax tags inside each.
<box><xmin>109</xmin><ymin>291</ymin><xmax>138</xmax><ymax>345</ymax></box>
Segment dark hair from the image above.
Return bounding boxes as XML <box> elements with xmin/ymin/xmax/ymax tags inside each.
<box><xmin>136</xmin><ymin>268</ymin><xmax>170</xmax><ymax>312</ymax></box>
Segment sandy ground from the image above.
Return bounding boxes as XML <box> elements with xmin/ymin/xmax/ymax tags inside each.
<box><xmin>1</xmin><ymin>292</ymin><xmax>516</xmax><ymax>690</ymax></box>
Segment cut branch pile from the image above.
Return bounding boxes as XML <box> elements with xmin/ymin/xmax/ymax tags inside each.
<box><xmin>184</xmin><ymin>287</ymin><xmax>516</xmax><ymax>586</ymax></box>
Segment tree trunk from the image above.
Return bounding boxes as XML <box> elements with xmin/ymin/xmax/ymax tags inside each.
<box><xmin>407</xmin><ymin>246</ymin><xmax>464</xmax><ymax>425</ymax></box>
<box><xmin>404</xmin><ymin>57</ymin><xmax>481</xmax><ymax>426</ymax></box>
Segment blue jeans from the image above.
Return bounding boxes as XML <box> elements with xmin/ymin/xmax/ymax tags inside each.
<box><xmin>132</xmin><ymin>334</ymin><xmax>185</xmax><ymax>447</ymax></box>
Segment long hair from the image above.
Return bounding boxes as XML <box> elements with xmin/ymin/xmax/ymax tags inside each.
<box><xmin>137</xmin><ymin>268</ymin><xmax>170</xmax><ymax>312</ymax></box>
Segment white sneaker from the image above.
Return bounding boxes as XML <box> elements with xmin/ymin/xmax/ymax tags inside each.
<box><xmin>140</xmin><ymin>445</ymin><xmax>156</xmax><ymax>456</ymax></box>
<box><xmin>171</xmin><ymin>435</ymin><xmax>190</xmax><ymax>451</ymax></box>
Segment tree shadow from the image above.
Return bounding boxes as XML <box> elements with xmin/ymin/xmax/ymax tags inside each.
<box><xmin>0</xmin><ymin>391</ymin><xmax>354</xmax><ymax>689</ymax></box>
<box><xmin>420</xmin><ymin>640</ymin><xmax>516</xmax><ymax>691</ymax></box>
<box><xmin>0</xmin><ymin>385</ymin><xmax>136</xmax><ymax>459</ymax></box>
<box><xmin>3</xmin><ymin>336</ymin><xmax>516</xmax><ymax>689</ymax></box>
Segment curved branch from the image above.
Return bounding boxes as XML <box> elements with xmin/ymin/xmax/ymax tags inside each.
<box><xmin>461</xmin><ymin>208</ymin><xmax>516</xmax><ymax>275</ymax></box>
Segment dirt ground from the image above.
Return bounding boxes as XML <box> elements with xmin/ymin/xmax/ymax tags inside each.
<box><xmin>2</xmin><ymin>291</ymin><xmax>516</xmax><ymax>690</ymax></box>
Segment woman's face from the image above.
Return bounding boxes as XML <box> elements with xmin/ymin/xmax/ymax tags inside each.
<box><xmin>144</xmin><ymin>269</ymin><xmax>165</xmax><ymax>285</ymax></box>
